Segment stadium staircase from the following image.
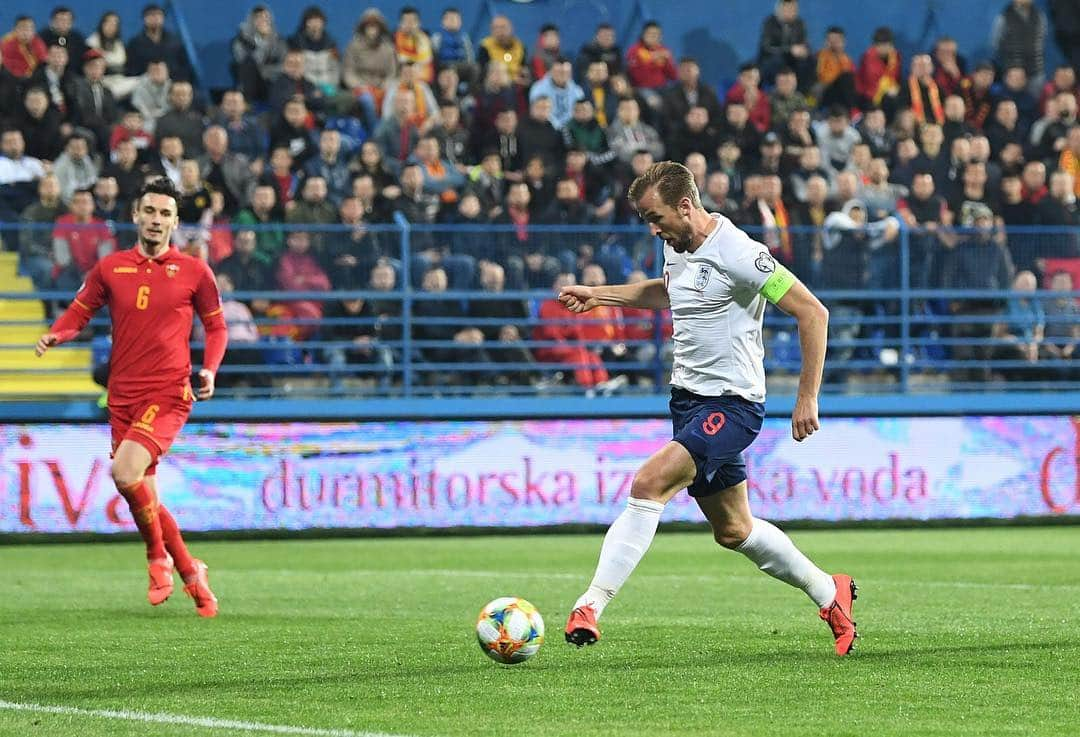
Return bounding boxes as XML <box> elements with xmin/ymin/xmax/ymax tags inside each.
<box><xmin>0</xmin><ymin>252</ymin><xmax>98</xmax><ymax>396</ymax></box>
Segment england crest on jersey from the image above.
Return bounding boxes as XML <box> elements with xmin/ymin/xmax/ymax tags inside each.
<box><xmin>694</xmin><ymin>264</ymin><xmax>711</xmax><ymax>290</ymax></box>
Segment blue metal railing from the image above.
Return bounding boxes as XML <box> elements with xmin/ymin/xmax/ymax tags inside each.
<box><xmin>2</xmin><ymin>221</ymin><xmax>1078</xmax><ymax>398</ymax></box>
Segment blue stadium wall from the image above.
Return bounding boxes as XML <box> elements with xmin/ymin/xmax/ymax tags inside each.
<box><xmin>0</xmin><ymin>0</ymin><xmax>1060</xmax><ymax>92</ymax></box>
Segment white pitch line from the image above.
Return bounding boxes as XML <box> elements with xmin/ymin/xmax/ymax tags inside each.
<box><xmin>0</xmin><ymin>701</ymin><xmax>422</xmax><ymax>737</ymax></box>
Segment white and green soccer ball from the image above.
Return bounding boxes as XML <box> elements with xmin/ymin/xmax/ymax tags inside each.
<box><xmin>476</xmin><ymin>597</ymin><xmax>545</xmax><ymax>664</ymax></box>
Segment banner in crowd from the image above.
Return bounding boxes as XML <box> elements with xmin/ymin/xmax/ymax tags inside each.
<box><xmin>1</xmin><ymin>416</ymin><xmax>1078</xmax><ymax>534</ymax></box>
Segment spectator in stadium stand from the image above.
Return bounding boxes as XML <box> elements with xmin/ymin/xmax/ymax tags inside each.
<box><xmin>960</xmin><ymin>60</ymin><xmax>996</xmax><ymax>130</ymax></box>
<box><xmin>412</xmin><ymin>266</ymin><xmax>492</xmax><ymax>385</ymax></box>
<box><xmin>1</xmin><ymin>15</ymin><xmax>48</xmax><ymax>83</ymax></box>
<box><xmin>300</xmin><ymin>129</ymin><xmax>350</xmax><ymax>206</ymax></box>
<box><xmin>229</xmin><ymin>5</ymin><xmax>287</xmax><ymax>105</ymax></box>
<box><xmin>473</xmin><ymin>62</ymin><xmax>528</xmax><ymax>145</ymax></box>
<box><xmin>740</xmin><ymin>174</ymin><xmax>796</xmax><ymax>266</ymax></box>
<box><xmin>17</xmin><ymin>174</ymin><xmax>65</xmax><ymax>290</ymax></box>
<box><xmin>531</xmin><ymin>23</ymin><xmax>562</xmax><ymax>82</ymax></box>
<box><xmin>1036</xmin><ymin>170</ymin><xmax>1080</xmax><ymax>235</ymax></box>
<box><xmin>30</xmin><ymin>44</ymin><xmax>77</xmax><ymax>119</ymax></box>
<box><xmin>533</xmin><ymin>272</ymin><xmax>612</xmax><ymax>388</ymax></box>
<box><xmin>757</xmin><ymin>0</ymin><xmax>813</xmax><ymax>88</ymax></box>
<box><xmin>131</xmin><ymin>59</ymin><xmax>171</xmax><ymax>133</ymax></box>
<box><xmin>912</xmin><ymin>122</ymin><xmax>946</xmax><ymax>179</ymax></box>
<box><xmin>0</xmin><ymin>128</ymin><xmax>45</xmax><ymax>219</ymax></box>
<box><xmin>625</xmin><ymin>21</ymin><xmax>676</xmax><ymax>107</ymax></box>
<box><xmin>372</xmin><ymin>90</ymin><xmax>421</xmax><ymax>170</ymax></box>
<box><xmin>174</xmin><ymin>159</ymin><xmax>214</xmax><ymax>258</ymax></box>
<box><xmin>787</xmin><ymin>146</ymin><xmax>831</xmax><ymax>204</ymax></box>
<box><xmin>1027</xmin><ymin>92</ymin><xmax>1070</xmax><ymax>161</ymax></box>
<box><xmin>950</xmin><ymin>161</ymin><xmax>1001</xmax><ymax>222</ymax></box>
<box><xmin>931</xmin><ymin>36</ymin><xmax>966</xmax><ymax>98</ymax></box>
<box><xmin>383</xmin><ymin>60</ymin><xmax>441</xmax><ymax>132</ymax></box>
<box><xmin>1039</xmin><ymin>65</ymin><xmax>1080</xmax><ymax>115</ymax></box>
<box><xmin>431</xmin><ymin>101</ymin><xmax>470</xmax><ymax>172</ymax></box>
<box><xmin>992</xmin><ymin>0</ymin><xmax>1047</xmax><ymax>95</ymax></box>
<box><xmin>1000</xmin><ymin>66</ymin><xmax>1039</xmax><ymax>130</ymax></box>
<box><xmin>343</xmin><ymin>8</ymin><xmax>397</xmax><ymax>126</ymax></box>
<box><xmin>787</xmin><ymin>174</ymin><xmax>829</xmax><ymax>280</ymax></box>
<box><xmin>197</xmin><ymin>272</ymin><xmax>265</xmax><ymax>391</ymax></box>
<box><xmin>813</xmin><ymin>104</ymin><xmax>860</xmax><ymax>173</ymax></box>
<box><xmin>394</xmin><ymin>6</ymin><xmax>434</xmax><ymax>84</ymax></box>
<box><xmin>364</xmin><ymin>261</ymin><xmax>403</xmax><ymax>353</ymax></box>
<box><xmin>431</xmin><ymin>7</ymin><xmax>476</xmax><ymax>84</ymax></box>
<box><xmin>102</xmin><ymin>137</ymin><xmax>146</xmax><ymax>204</ymax></box>
<box><xmin>522</xmin><ymin>155</ymin><xmax>556</xmax><ymax>214</ymax></box>
<box><xmin>1041</xmin><ymin>270</ymin><xmax>1080</xmax><ymax>366</ymax></box>
<box><xmin>666</xmin><ymin>106</ymin><xmax>719</xmax><ymax>167</ymax></box>
<box><xmin>853</xmin><ymin>106</ymin><xmax>888</xmax><ymax>160</ymax></box>
<box><xmin>124</xmin><ymin>3</ymin><xmax>192</xmax><ymax>82</ymax></box>
<box><xmin>212</xmin><ymin>90</ymin><xmax>264</xmax><ymax>165</ymax></box>
<box><xmin>540</xmin><ymin>177</ymin><xmax>598</xmax><ymax>237</ymax></box>
<box><xmin>941</xmin><ymin>95</ymin><xmax>975</xmax><ymax>148</ymax></box>
<box><xmin>441</xmin><ymin>191</ymin><xmax>491</xmax><ymax>260</ymax></box>
<box><xmin>493</xmin><ymin>180</ymin><xmax>547</xmax><ymax>286</ymax></box>
<box><xmin>323</xmin><ymin>196</ymin><xmax>378</xmax><ymax>287</ymax></box>
<box><xmin>408</xmin><ymin>134</ymin><xmax>465</xmax><ymax>204</ymax></box>
<box><xmin>661</xmin><ymin>57</ymin><xmax>722</xmax><ymax>132</ymax></box>
<box><xmin>684</xmin><ymin>152</ymin><xmax>707</xmax><ymax>192</ymax></box>
<box><xmin>889</xmin><ymin>137</ymin><xmax>921</xmax><ymax>190</ymax></box>
<box><xmin>994</xmin><ymin>269</ymin><xmax>1045</xmax><ymax>379</ymax></box>
<box><xmin>355</xmin><ymin>143</ymin><xmax>399</xmax><ymax>201</ymax></box>
<box><xmin>610</xmin><ymin>149</ymin><xmax>654</xmax><ymax>225</ymax></box>
<box><xmin>92</xmin><ymin>176</ymin><xmax>124</xmax><ymax>222</ymax></box>
<box><xmin>145</xmin><ymin>134</ymin><xmax>184</xmax><ymax>187</ymax></box>
<box><xmin>986</xmin><ymin>100</ymin><xmax>1024</xmax><ymax>159</ymax></box>
<box><xmin>274</xmin><ymin>229</ymin><xmax>331</xmax><ymax>341</ymax></box>
<box><xmin>900</xmin><ymin>54</ymin><xmax>945</xmax><ymax>127</ymax></box>
<box><xmin>269</xmin><ymin>49</ymin><xmax>324</xmax><ymax>114</ymax></box>
<box><xmin>464</xmin><ymin>150</ymin><xmax>505</xmax><ymax>219</ymax></box>
<box><xmin>576</xmin><ymin>23</ymin><xmax>623</xmax><ymax>81</ymax></box>
<box><xmin>897</xmin><ymin>170</ymin><xmax>955</xmax><ymax>286</ymax></box>
<box><xmin>469</xmin><ymin>262</ymin><xmax>538</xmax><ymax>386</ymax></box>
<box><xmin>725</xmin><ymin>63</ymin><xmax>771</xmax><ymax>134</ymax></box>
<box><xmin>72</xmin><ymin>50</ymin><xmax>118</xmax><ymax>157</ymax></box>
<box><xmin>320</xmin><ymin>291</ymin><xmax>391</xmax><ymax>385</ymax></box>
<box><xmin>53</xmin><ymin>133</ymin><xmax>98</xmax><ymax>205</ymax></box>
<box><xmin>563</xmin><ymin>99</ymin><xmax>616</xmax><ymax>167</ymax></box>
<box><xmin>715</xmin><ymin>103</ymin><xmax>760</xmax><ymax>166</ymax></box>
<box><xmin>51</xmin><ymin>188</ymin><xmax>115</xmax><ymax>290</ymax></box>
<box><xmin>87</xmin><ymin>11</ymin><xmax>138</xmax><ymax>100</ymax></box>
<box><xmin>234</xmin><ymin>184</ymin><xmax>285</xmax><ymax>266</ymax></box>
<box><xmin>478</xmin><ymin>15</ymin><xmax>527</xmax><ymax>82</ymax></box>
<box><xmin>581</xmin><ymin>60</ymin><xmax>617</xmax><ymax>130</ymax></box>
<box><xmin>620</xmin><ymin>268</ymin><xmax>673</xmax><ymax>380</ymax></box>
<box><xmin>529</xmin><ymin>59</ymin><xmax>584</xmax><ymax>133</ymax></box>
<box><xmin>778</xmin><ymin>107</ymin><xmax>816</xmax><ymax>163</ymax></box>
<box><xmin>285</xmin><ymin>174</ymin><xmax>338</xmax><ymax>256</ymax></box>
<box><xmin>859</xmin><ymin>158</ymin><xmax>907</xmax><ymax>220</ymax></box>
<box><xmin>435</xmin><ymin>66</ymin><xmax>473</xmax><ymax>118</ymax></box>
<box><xmin>393</xmin><ymin>163</ymin><xmax>441</xmax><ymax>255</ymax></box>
<box><xmin>942</xmin><ymin>202</ymin><xmax>1015</xmax><ymax>380</ymax></box>
<box><xmin>769</xmin><ymin>68</ymin><xmax>809</xmax><ymax>132</ymax></box>
<box><xmin>198</xmin><ymin>126</ymin><xmax>250</xmax><ymax>216</ymax></box>
<box><xmin>753</xmin><ymin>133</ymin><xmax>784</xmax><ymax>179</ymax></box>
<box><xmin>1021</xmin><ymin>160</ymin><xmax>1048</xmax><ymax>204</ymax></box>
<box><xmin>856</xmin><ymin>26</ymin><xmax>901</xmax><ymax>111</ymax></box>
<box><xmin>578</xmin><ymin>263</ymin><xmax>631</xmax><ymax>368</ymax></box>
<box><xmin>566</xmin><ymin>146</ymin><xmax>615</xmax><ymax>217</ymax></box>
<box><xmin>268</xmin><ymin>98</ymin><xmax>317</xmax><ymax>168</ymax></box>
<box><xmin>702</xmin><ymin>171</ymin><xmax>741</xmax><ymax>222</ymax></box>
<box><xmin>489</xmin><ymin>109</ymin><xmax>523</xmax><ymax>178</ymax></box>
<box><xmin>607</xmin><ymin>97</ymin><xmax>663</xmax><ymax>166</ymax></box>
<box><xmin>287</xmin><ymin>7</ymin><xmax>340</xmax><ymax>97</ymax></box>
<box><xmin>517</xmin><ymin>96</ymin><xmax>565</xmax><ymax>173</ymax></box>
<box><xmin>155</xmin><ymin>81</ymin><xmax>205</xmax><ymax>156</ymax></box>
<box><xmin>1058</xmin><ymin>126</ymin><xmax>1080</xmax><ymax>196</ymax></box>
<box><xmin>813</xmin><ymin>26</ymin><xmax>856</xmax><ymax>112</ymax></box>
<box><xmin>215</xmin><ymin>229</ymin><xmax>274</xmax><ymax>315</ymax></box>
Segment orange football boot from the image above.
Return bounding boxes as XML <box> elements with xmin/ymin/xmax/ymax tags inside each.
<box><xmin>565</xmin><ymin>605</ymin><xmax>601</xmax><ymax>647</ymax></box>
<box><xmin>147</xmin><ymin>555</ymin><xmax>174</xmax><ymax>605</ymax></box>
<box><xmin>182</xmin><ymin>559</ymin><xmax>218</xmax><ymax>618</ymax></box>
<box><xmin>819</xmin><ymin>574</ymin><xmax>858</xmax><ymax>655</ymax></box>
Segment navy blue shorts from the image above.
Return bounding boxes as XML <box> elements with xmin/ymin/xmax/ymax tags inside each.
<box><xmin>669</xmin><ymin>387</ymin><xmax>765</xmax><ymax>497</ymax></box>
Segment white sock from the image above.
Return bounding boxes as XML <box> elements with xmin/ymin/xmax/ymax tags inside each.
<box><xmin>735</xmin><ymin>518</ymin><xmax>837</xmax><ymax>609</ymax></box>
<box><xmin>574</xmin><ymin>497</ymin><xmax>665</xmax><ymax>618</ymax></box>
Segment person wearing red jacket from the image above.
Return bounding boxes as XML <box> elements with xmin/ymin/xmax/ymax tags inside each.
<box><xmin>273</xmin><ymin>229</ymin><xmax>332</xmax><ymax>340</ymax></box>
<box><xmin>0</xmin><ymin>15</ymin><xmax>48</xmax><ymax>78</ymax></box>
<box><xmin>35</xmin><ymin>178</ymin><xmax>226</xmax><ymax>618</ymax></box>
<box><xmin>626</xmin><ymin>21</ymin><xmax>676</xmax><ymax>106</ymax></box>
<box><xmin>856</xmin><ymin>26</ymin><xmax>902</xmax><ymax>109</ymax></box>
<box><xmin>533</xmin><ymin>273</ymin><xmax>611</xmax><ymax>387</ymax></box>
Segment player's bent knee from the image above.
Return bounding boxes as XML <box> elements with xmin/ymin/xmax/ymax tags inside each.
<box><xmin>110</xmin><ymin>461</ymin><xmax>144</xmax><ymax>490</ymax></box>
<box><xmin>629</xmin><ymin>472</ymin><xmax>666</xmax><ymax>502</ymax></box>
<box><xmin>713</xmin><ymin>522</ymin><xmax>752</xmax><ymax>549</ymax></box>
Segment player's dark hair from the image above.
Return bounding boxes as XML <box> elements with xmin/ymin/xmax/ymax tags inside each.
<box><xmin>135</xmin><ymin>176</ymin><xmax>180</xmax><ymax>206</ymax></box>
<box><xmin>627</xmin><ymin>161</ymin><xmax>701</xmax><ymax>209</ymax></box>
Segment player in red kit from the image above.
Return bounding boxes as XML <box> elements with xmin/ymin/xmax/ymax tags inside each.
<box><xmin>35</xmin><ymin>178</ymin><xmax>227</xmax><ymax>617</ymax></box>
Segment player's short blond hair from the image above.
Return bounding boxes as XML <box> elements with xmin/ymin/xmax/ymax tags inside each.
<box><xmin>627</xmin><ymin>161</ymin><xmax>702</xmax><ymax>209</ymax></box>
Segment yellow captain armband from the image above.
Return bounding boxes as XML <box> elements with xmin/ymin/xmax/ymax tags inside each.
<box><xmin>759</xmin><ymin>261</ymin><xmax>797</xmax><ymax>304</ymax></box>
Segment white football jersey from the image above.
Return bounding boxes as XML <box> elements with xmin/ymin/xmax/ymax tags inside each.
<box><xmin>663</xmin><ymin>214</ymin><xmax>779</xmax><ymax>402</ymax></box>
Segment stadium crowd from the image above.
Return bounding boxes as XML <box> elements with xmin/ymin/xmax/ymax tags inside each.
<box><xmin>1</xmin><ymin>0</ymin><xmax>1079</xmax><ymax>390</ymax></box>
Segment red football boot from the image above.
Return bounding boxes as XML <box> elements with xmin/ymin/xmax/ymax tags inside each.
<box><xmin>147</xmin><ymin>555</ymin><xmax>174</xmax><ymax>606</ymax></box>
<box><xmin>819</xmin><ymin>574</ymin><xmax>858</xmax><ymax>655</ymax></box>
<box><xmin>182</xmin><ymin>559</ymin><xmax>218</xmax><ymax>618</ymax></box>
<box><xmin>565</xmin><ymin>605</ymin><xmax>601</xmax><ymax>647</ymax></box>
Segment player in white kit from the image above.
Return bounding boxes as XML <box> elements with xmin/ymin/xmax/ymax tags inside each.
<box><xmin>560</xmin><ymin>162</ymin><xmax>857</xmax><ymax>655</ymax></box>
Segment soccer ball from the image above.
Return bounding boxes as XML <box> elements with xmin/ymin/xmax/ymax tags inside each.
<box><xmin>476</xmin><ymin>597</ymin><xmax>545</xmax><ymax>664</ymax></box>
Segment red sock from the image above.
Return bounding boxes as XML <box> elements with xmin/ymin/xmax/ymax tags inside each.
<box><xmin>158</xmin><ymin>504</ymin><xmax>197</xmax><ymax>579</ymax></box>
<box><xmin>117</xmin><ymin>479</ymin><xmax>166</xmax><ymax>561</ymax></box>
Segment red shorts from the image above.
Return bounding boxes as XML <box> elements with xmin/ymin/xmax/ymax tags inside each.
<box><xmin>109</xmin><ymin>390</ymin><xmax>193</xmax><ymax>475</ymax></box>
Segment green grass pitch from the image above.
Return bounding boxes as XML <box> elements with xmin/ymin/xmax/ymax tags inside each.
<box><xmin>0</xmin><ymin>527</ymin><xmax>1077</xmax><ymax>737</ymax></box>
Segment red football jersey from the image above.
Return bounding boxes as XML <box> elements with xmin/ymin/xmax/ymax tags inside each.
<box><xmin>70</xmin><ymin>246</ymin><xmax>223</xmax><ymax>402</ymax></box>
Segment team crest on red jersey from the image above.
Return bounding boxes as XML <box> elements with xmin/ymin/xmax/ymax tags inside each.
<box><xmin>166</xmin><ymin>264</ymin><xmax>180</xmax><ymax>278</ymax></box>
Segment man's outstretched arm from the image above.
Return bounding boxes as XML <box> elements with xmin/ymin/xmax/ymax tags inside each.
<box><xmin>559</xmin><ymin>278</ymin><xmax>670</xmax><ymax>313</ymax></box>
